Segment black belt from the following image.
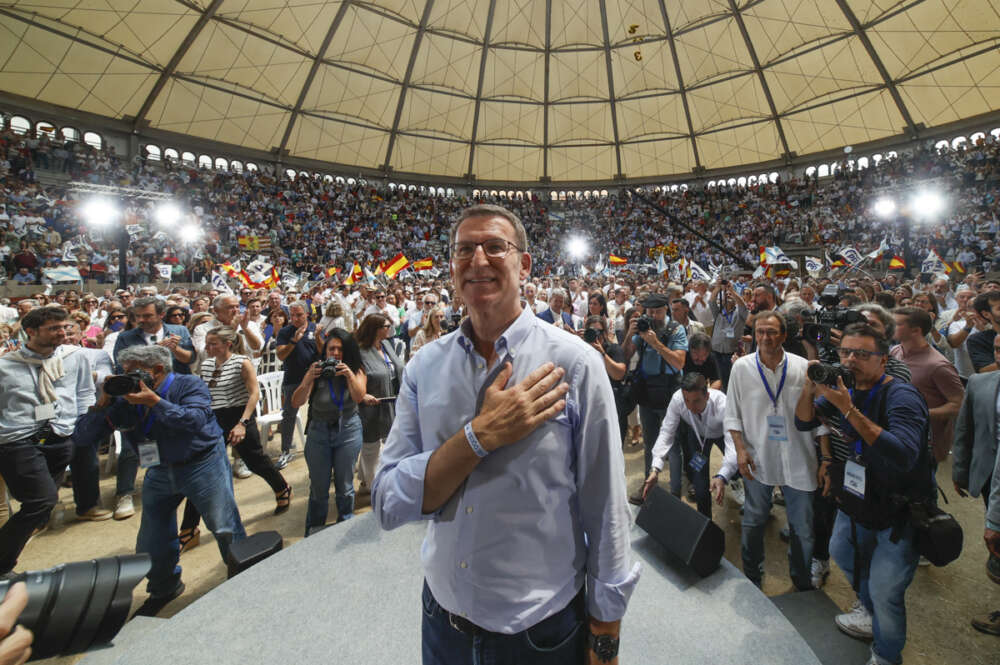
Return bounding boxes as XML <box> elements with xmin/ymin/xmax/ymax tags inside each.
<box><xmin>445</xmin><ymin>588</ymin><xmax>585</xmax><ymax>637</ymax></box>
<box><xmin>23</xmin><ymin>426</ymin><xmax>69</xmax><ymax>446</ymax></box>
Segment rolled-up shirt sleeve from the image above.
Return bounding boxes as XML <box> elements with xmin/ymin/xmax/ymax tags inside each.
<box><xmin>372</xmin><ymin>366</ymin><xmax>438</xmax><ymax>530</ymax></box>
<box><xmin>650</xmin><ymin>392</ymin><xmax>682</xmax><ymax>472</ymax></box>
<box><xmin>571</xmin><ymin>353</ymin><xmax>641</xmax><ymax>622</ymax></box>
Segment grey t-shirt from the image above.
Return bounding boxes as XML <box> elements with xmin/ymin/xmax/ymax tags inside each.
<box><xmin>309</xmin><ymin>375</ymin><xmax>358</xmax><ymax>423</ymax></box>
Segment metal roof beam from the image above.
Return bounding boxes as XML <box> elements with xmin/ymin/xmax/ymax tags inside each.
<box><xmin>465</xmin><ymin>0</ymin><xmax>498</xmax><ymax>179</ymax></box>
<box><xmin>657</xmin><ymin>0</ymin><xmax>701</xmax><ymax>170</ymax></box>
<box><xmin>834</xmin><ymin>0</ymin><xmax>919</xmax><ymax>136</ymax></box>
<box><xmin>133</xmin><ymin>0</ymin><xmax>226</xmax><ymax>130</ymax></box>
<box><xmin>382</xmin><ymin>0</ymin><xmax>436</xmax><ymax>172</ymax></box>
<box><xmin>598</xmin><ymin>0</ymin><xmax>624</xmax><ymax>178</ymax></box>
<box><xmin>277</xmin><ymin>1</ymin><xmax>353</xmax><ymax>157</ymax></box>
<box><xmin>542</xmin><ymin>0</ymin><xmax>552</xmax><ymax>179</ymax></box>
<box><xmin>727</xmin><ymin>0</ymin><xmax>792</xmax><ymax>158</ymax></box>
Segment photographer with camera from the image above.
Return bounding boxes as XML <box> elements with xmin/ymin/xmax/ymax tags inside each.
<box><xmin>75</xmin><ymin>344</ymin><xmax>246</xmax><ymax>616</ymax></box>
<box><xmin>623</xmin><ymin>293</ymin><xmax>688</xmax><ymax>502</ymax></box>
<box><xmin>641</xmin><ymin>373</ymin><xmax>738</xmax><ymax>517</ymax></box>
<box><xmin>291</xmin><ymin>328</ymin><xmax>367</xmax><ymax>533</ymax></box>
<box><xmin>583</xmin><ymin>314</ymin><xmax>628</xmax><ymax>444</ymax></box>
<box><xmin>0</xmin><ymin>307</ymin><xmax>95</xmax><ymax>579</ymax></box>
<box><xmin>794</xmin><ymin>323</ymin><xmax>932</xmax><ymax>665</ymax></box>
<box><xmin>708</xmin><ymin>280</ymin><xmax>748</xmax><ymax>390</ymax></box>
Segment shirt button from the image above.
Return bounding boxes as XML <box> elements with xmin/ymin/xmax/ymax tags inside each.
<box><xmin>460</xmin><ymin>561</ymin><xmax>468</xmax><ymax>569</ymax></box>
<box><xmin>466</xmin><ymin>506</ymin><xmax>473</xmax><ymax>514</ymax></box>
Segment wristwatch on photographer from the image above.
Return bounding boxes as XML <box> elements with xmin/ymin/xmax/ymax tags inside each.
<box><xmin>239</xmin><ymin>418</ymin><xmax>253</xmax><ymax>427</ymax></box>
<box><xmin>588</xmin><ymin>632</ymin><xmax>620</xmax><ymax>663</ymax></box>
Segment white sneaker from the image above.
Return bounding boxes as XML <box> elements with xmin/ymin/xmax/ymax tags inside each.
<box><xmin>728</xmin><ymin>478</ymin><xmax>745</xmax><ymax>507</ymax></box>
<box><xmin>233</xmin><ymin>459</ymin><xmax>252</xmax><ymax>479</ymax></box>
<box><xmin>275</xmin><ymin>452</ymin><xmax>292</xmax><ymax>470</ymax></box>
<box><xmin>811</xmin><ymin>558</ymin><xmax>830</xmax><ymax>589</ymax></box>
<box><xmin>113</xmin><ymin>495</ymin><xmax>135</xmax><ymax>521</ymax></box>
<box><xmin>918</xmin><ymin>556</ymin><xmax>931</xmax><ymax>567</ymax></box>
<box><xmin>835</xmin><ymin>600</ymin><xmax>873</xmax><ymax>640</ymax></box>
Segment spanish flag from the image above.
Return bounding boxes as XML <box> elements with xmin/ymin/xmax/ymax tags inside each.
<box><xmin>412</xmin><ymin>258</ymin><xmax>433</xmax><ymax>272</ymax></box>
<box><xmin>609</xmin><ymin>254</ymin><xmax>627</xmax><ymax>266</ymax></box>
<box><xmin>951</xmin><ymin>261</ymin><xmax>966</xmax><ymax>274</ymax></box>
<box><xmin>326</xmin><ymin>266</ymin><xmax>341</xmax><ymax>278</ymax></box>
<box><xmin>888</xmin><ymin>255</ymin><xmax>906</xmax><ymax>270</ymax></box>
<box><xmin>343</xmin><ymin>262</ymin><xmax>362</xmax><ymax>286</ymax></box>
<box><xmin>383</xmin><ymin>252</ymin><xmax>410</xmax><ymax>279</ymax></box>
<box><xmin>374</xmin><ymin>261</ymin><xmax>385</xmax><ymax>276</ymax></box>
<box><xmin>830</xmin><ymin>256</ymin><xmax>846</xmax><ymax>268</ymax></box>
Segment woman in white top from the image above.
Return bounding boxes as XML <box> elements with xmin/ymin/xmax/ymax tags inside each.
<box><xmin>409</xmin><ymin>304</ymin><xmax>445</xmax><ymax>356</ymax></box>
<box><xmin>177</xmin><ymin>326</ymin><xmax>291</xmax><ymax>552</ymax></box>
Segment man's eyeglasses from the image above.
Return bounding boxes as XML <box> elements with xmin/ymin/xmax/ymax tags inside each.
<box><xmin>451</xmin><ymin>239</ymin><xmax>522</xmax><ymax>262</ymax></box>
<box><xmin>836</xmin><ymin>348</ymin><xmax>885</xmax><ymax>360</ymax></box>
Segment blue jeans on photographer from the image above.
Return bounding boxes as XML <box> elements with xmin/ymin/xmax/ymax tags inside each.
<box><xmin>304</xmin><ymin>414</ymin><xmax>363</xmax><ymax>534</ymax></box>
<box><xmin>829</xmin><ymin>510</ymin><xmax>919</xmax><ymax>665</ymax></box>
<box><xmin>421</xmin><ymin>581</ymin><xmax>586</xmax><ymax>665</ymax></box>
<box><xmin>136</xmin><ymin>439</ymin><xmax>246</xmax><ymax>598</ymax></box>
<box><xmin>741</xmin><ymin>477</ymin><xmax>814</xmax><ymax>590</ymax></box>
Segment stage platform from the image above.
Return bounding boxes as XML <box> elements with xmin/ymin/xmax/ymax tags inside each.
<box><xmin>80</xmin><ymin>511</ymin><xmax>822</xmax><ymax>664</ymax></box>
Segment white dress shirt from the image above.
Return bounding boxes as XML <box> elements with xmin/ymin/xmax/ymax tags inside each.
<box><xmin>650</xmin><ymin>388</ymin><xmax>738</xmax><ymax>479</ymax></box>
<box><xmin>724</xmin><ymin>350</ymin><xmax>818</xmax><ymax>492</ymax></box>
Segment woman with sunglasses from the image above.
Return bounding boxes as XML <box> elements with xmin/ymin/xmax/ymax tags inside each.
<box><xmin>165</xmin><ymin>305</ymin><xmax>190</xmax><ymax>327</ymax></box>
<box><xmin>179</xmin><ymin>326</ymin><xmax>292</xmax><ymax>551</ymax></box>
<box><xmin>354</xmin><ymin>313</ymin><xmax>405</xmax><ymax>494</ymax></box>
<box><xmin>409</xmin><ymin>304</ymin><xmax>445</xmax><ymax>356</ymax></box>
<box><xmin>100</xmin><ymin>308</ymin><xmax>130</xmax><ymax>355</ymax></box>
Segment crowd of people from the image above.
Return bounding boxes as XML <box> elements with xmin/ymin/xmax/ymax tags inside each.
<box><xmin>0</xmin><ymin>123</ymin><xmax>998</xmax><ymax>665</ymax></box>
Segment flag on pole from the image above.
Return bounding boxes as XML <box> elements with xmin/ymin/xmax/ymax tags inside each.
<box><xmin>42</xmin><ymin>266</ymin><xmax>83</xmax><ymax>283</ymax></box>
<box><xmin>237</xmin><ymin>235</ymin><xmax>272</xmax><ymax>252</ymax></box>
<box><xmin>888</xmin><ymin>256</ymin><xmax>906</xmax><ymax>270</ymax></box>
<box><xmin>412</xmin><ymin>258</ymin><xmax>433</xmax><ymax>272</ymax></box>
<box><xmin>609</xmin><ymin>254</ymin><xmax>627</xmax><ymax>266</ymax></box>
<box><xmin>326</xmin><ymin>266</ymin><xmax>341</xmax><ymax>278</ymax></box>
<box><xmin>828</xmin><ymin>252</ymin><xmax>846</xmax><ymax>268</ymax></box>
<box><xmin>383</xmin><ymin>252</ymin><xmax>410</xmax><ymax>279</ymax></box>
<box><xmin>155</xmin><ymin>264</ymin><xmax>173</xmax><ymax>281</ymax></box>
<box><xmin>343</xmin><ymin>262</ymin><xmax>362</xmax><ymax>285</ymax></box>
<box><xmin>689</xmin><ymin>260</ymin><xmax>711</xmax><ymax>281</ymax></box>
<box><xmin>804</xmin><ymin>257</ymin><xmax>823</xmax><ymax>274</ymax></box>
<box><xmin>951</xmin><ymin>261</ymin><xmax>966</xmax><ymax>274</ymax></box>
<box><xmin>921</xmin><ymin>250</ymin><xmax>948</xmax><ymax>274</ymax></box>
<box><xmin>373</xmin><ymin>261</ymin><xmax>385</xmax><ymax>276</ymax></box>
<box><xmin>61</xmin><ymin>243</ymin><xmax>77</xmax><ymax>263</ymax></box>
<box><xmin>363</xmin><ymin>266</ymin><xmax>379</xmax><ymax>285</ymax></box>
<box><xmin>837</xmin><ymin>246</ymin><xmax>865</xmax><ymax>266</ymax></box>
<box><xmin>866</xmin><ymin>237</ymin><xmax>890</xmax><ymax>261</ymax></box>
<box><xmin>656</xmin><ymin>251</ymin><xmax>668</xmax><ymax>275</ymax></box>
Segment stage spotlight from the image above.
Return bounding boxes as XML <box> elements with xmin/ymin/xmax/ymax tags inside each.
<box><xmin>81</xmin><ymin>198</ymin><xmax>119</xmax><ymax>227</ymax></box>
<box><xmin>567</xmin><ymin>237</ymin><xmax>588</xmax><ymax>260</ymax></box>
<box><xmin>912</xmin><ymin>190</ymin><xmax>944</xmax><ymax>217</ymax></box>
<box><xmin>154</xmin><ymin>202</ymin><xmax>182</xmax><ymax>227</ymax></box>
<box><xmin>179</xmin><ymin>222</ymin><xmax>202</xmax><ymax>243</ymax></box>
<box><xmin>873</xmin><ymin>197</ymin><xmax>896</xmax><ymax>218</ymax></box>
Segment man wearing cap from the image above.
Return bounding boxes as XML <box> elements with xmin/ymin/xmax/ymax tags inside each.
<box><xmin>622</xmin><ymin>293</ymin><xmax>688</xmax><ymax>501</ymax></box>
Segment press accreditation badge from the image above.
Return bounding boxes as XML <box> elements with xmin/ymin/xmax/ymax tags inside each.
<box><xmin>844</xmin><ymin>460</ymin><xmax>866</xmax><ymax>498</ymax></box>
<box><xmin>138</xmin><ymin>441</ymin><xmax>161</xmax><ymax>468</ymax></box>
<box><xmin>722</xmin><ymin>326</ymin><xmax>735</xmax><ymax>338</ymax></box>
<box><xmin>766</xmin><ymin>414</ymin><xmax>788</xmax><ymax>442</ymax></box>
<box><xmin>34</xmin><ymin>402</ymin><xmax>57</xmax><ymax>421</ymax></box>
<box><xmin>689</xmin><ymin>452</ymin><xmax>708</xmax><ymax>472</ymax></box>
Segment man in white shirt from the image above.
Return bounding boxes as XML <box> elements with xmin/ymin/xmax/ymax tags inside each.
<box><xmin>724</xmin><ymin>310</ymin><xmax>817</xmax><ymax>591</ymax></box>
<box><xmin>363</xmin><ymin>289</ymin><xmax>400</xmax><ymax>328</ymax></box>
<box><xmin>568</xmin><ymin>278</ymin><xmax>588</xmax><ymax>318</ymax></box>
<box><xmin>685</xmin><ymin>280</ymin><xmax>715</xmax><ymax>330</ymax></box>
<box><xmin>641</xmin><ymin>373</ymin><xmax>738</xmax><ymax>517</ymax></box>
<box><xmin>523</xmin><ymin>282</ymin><xmax>546</xmax><ymax>314</ymax></box>
<box><xmin>191</xmin><ymin>294</ymin><xmax>263</xmax><ymax>357</ymax></box>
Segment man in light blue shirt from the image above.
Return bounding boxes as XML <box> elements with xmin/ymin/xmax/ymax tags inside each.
<box><xmin>374</xmin><ymin>204</ymin><xmax>639</xmax><ymax>665</ymax></box>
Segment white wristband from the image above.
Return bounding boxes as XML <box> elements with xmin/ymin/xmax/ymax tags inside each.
<box><xmin>464</xmin><ymin>421</ymin><xmax>489</xmax><ymax>458</ymax></box>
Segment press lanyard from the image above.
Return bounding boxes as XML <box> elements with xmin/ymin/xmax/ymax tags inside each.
<box><xmin>721</xmin><ymin>308</ymin><xmax>734</xmax><ymax>326</ymax></box>
<box><xmin>685</xmin><ymin>408</ymin><xmax>708</xmax><ymax>452</ymax></box>
<box><xmin>326</xmin><ymin>378</ymin><xmax>346</xmax><ymax>410</ymax></box>
<box><xmin>140</xmin><ymin>373</ymin><xmax>175</xmax><ymax>437</ymax></box>
<box><xmin>755</xmin><ymin>353</ymin><xmax>787</xmax><ymax>413</ymax></box>
<box><xmin>848</xmin><ymin>374</ymin><xmax>886</xmax><ymax>456</ymax></box>
<box><xmin>380</xmin><ymin>346</ymin><xmax>393</xmax><ymax>373</ymax></box>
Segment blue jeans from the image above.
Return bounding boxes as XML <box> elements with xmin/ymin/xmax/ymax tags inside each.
<box><xmin>136</xmin><ymin>440</ymin><xmax>246</xmax><ymax>597</ymax></box>
<box><xmin>830</xmin><ymin>510</ymin><xmax>919</xmax><ymax>665</ymax></box>
<box><xmin>421</xmin><ymin>581</ymin><xmax>586</xmax><ymax>665</ymax></box>
<box><xmin>280</xmin><ymin>383</ymin><xmax>300</xmax><ymax>454</ymax></box>
<box><xmin>304</xmin><ymin>415</ymin><xmax>363</xmax><ymax>534</ymax></box>
<box><xmin>741</xmin><ymin>477</ymin><xmax>815</xmax><ymax>590</ymax></box>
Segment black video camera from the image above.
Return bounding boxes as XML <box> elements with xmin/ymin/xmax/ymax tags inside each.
<box><xmin>104</xmin><ymin>370</ymin><xmax>154</xmax><ymax>397</ymax></box>
<box><xmin>801</xmin><ymin>285</ymin><xmax>864</xmax><ymax>349</ymax></box>
<box><xmin>807</xmin><ymin>362</ymin><xmax>856</xmax><ymax>390</ymax></box>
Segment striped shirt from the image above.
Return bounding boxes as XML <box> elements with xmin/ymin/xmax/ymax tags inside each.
<box><xmin>199</xmin><ymin>354</ymin><xmax>250</xmax><ymax>410</ymax></box>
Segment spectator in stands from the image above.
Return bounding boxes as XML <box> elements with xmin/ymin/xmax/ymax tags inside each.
<box><xmin>192</xmin><ymin>294</ymin><xmax>262</xmax><ymax>358</ymax></box>
<box><xmin>967</xmin><ymin>291</ymin><xmax>1000</xmax><ymax>372</ymax></box>
<box><xmin>410</xmin><ymin>305</ymin><xmax>445</xmax><ymax>356</ymax></box>
<box><xmin>538</xmin><ymin>287</ymin><xmax>575</xmax><ymax>329</ymax></box>
<box><xmin>292</xmin><ymin>328</ymin><xmax>367</xmax><ymax>534</ymax></box>
<box><xmin>709</xmin><ymin>281</ymin><xmax>748</xmax><ymax>390</ymax></box>
<box><xmin>355</xmin><ymin>313</ymin><xmax>404</xmax><ymax>494</ymax></box>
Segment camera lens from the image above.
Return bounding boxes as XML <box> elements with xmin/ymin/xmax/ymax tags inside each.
<box><xmin>0</xmin><ymin>555</ymin><xmax>150</xmax><ymax>659</ymax></box>
<box><xmin>806</xmin><ymin>363</ymin><xmax>833</xmax><ymax>385</ymax></box>
<box><xmin>583</xmin><ymin>328</ymin><xmax>598</xmax><ymax>344</ymax></box>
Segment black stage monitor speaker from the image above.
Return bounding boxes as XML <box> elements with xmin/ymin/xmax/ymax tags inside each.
<box><xmin>226</xmin><ymin>531</ymin><xmax>283</xmax><ymax>578</ymax></box>
<box><xmin>636</xmin><ymin>485</ymin><xmax>725</xmax><ymax>577</ymax></box>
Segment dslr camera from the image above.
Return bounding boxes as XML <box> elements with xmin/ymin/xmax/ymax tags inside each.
<box><xmin>583</xmin><ymin>327</ymin><xmax>600</xmax><ymax>344</ymax></box>
<box><xmin>636</xmin><ymin>315</ymin><xmax>654</xmax><ymax>333</ymax></box>
<box><xmin>104</xmin><ymin>370</ymin><xmax>155</xmax><ymax>396</ymax></box>
<box><xmin>801</xmin><ymin>285</ymin><xmax>864</xmax><ymax>347</ymax></box>
<box><xmin>807</xmin><ymin>362</ymin><xmax>856</xmax><ymax>390</ymax></box>
<box><xmin>319</xmin><ymin>358</ymin><xmax>341</xmax><ymax>379</ymax></box>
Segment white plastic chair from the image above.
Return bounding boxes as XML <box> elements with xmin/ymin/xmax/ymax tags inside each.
<box><xmin>103</xmin><ymin>431</ymin><xmax>123</xmax><ymax>474</ymax></box>
<box><xmin>256</xmin><ymin>371</ymin><xmax>304</xmax><ymax>451</ymax></box>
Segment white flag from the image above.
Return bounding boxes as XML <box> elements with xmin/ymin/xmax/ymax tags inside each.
<box><xmin>211</xmin><ymin>271</ymin><xmax>233</xmax><ymax>294</ymax></box>
<box><xmin>156</xmin><ymin>264</ymin><xmax>173</xmax><ymax>280</ymax></box>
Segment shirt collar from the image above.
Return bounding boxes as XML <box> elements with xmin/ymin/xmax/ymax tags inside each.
<box><xmin>457</xmin><ymin>306</ymin><xmax>536</xmax><ymax>360</ymax></box>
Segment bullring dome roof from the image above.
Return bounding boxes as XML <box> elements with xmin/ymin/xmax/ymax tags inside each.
<box><xmin>1</xmin><ymin>0</ymin><xmax>998</xmax><ymax>184</ymax></box>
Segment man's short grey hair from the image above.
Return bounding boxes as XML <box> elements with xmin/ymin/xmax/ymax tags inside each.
<box><xmin>133</xmin><ymin>296</ymin><xmax>165</xmax><ymax>314</ymax></box>
<box><xmin>853</xmin><ymin>303</ymin><xmax>896</xmax><ymax>340</ymax></box>
<box><xmin>449</xmin><ymin>204</ymin><xmax>528</xmax><ymax>252</ymax></box>
<box><xmin>549</xmin><ymin>287</ymin><xmax>568</xmax><ymax>304</ymax></box>
<box><xmin>118</xmin><ymin>344</ymin><xmax>173</xmax><ymax>370</ymax></box>
<box><xmin>289</xmin><ymin>300</ymin><xmax>309</xmax><ymax>313</ymax></box>
<box><xmin>19</xmin><ymin>299</ymin><xmax>38</xmax><ymax>309</ymax></box>
<box><xmin>212</xmin><ymin>294</ymin><xmax>237</xmax><ymax>310</ymax></box>
<box><xmin>779</xmin><ymin>298</ymin><xmax>811</xmax><ymax>322</ymax></box>
<box><xmin>139</xmin><ymin>285</ymin><xmax>158</xmax><ymax>296</ymax></box>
